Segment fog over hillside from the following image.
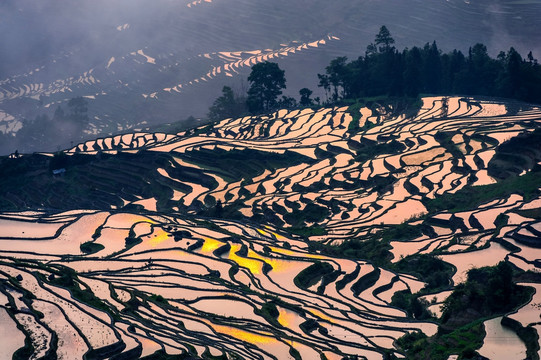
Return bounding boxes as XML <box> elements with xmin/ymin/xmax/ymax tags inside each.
<box><xmin>0</xmin><ymin>0</ymin><xmax>539</xmax><ymax>154</ymax></box>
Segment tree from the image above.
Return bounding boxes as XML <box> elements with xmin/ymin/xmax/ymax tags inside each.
<box><xmin>208</xmin><ymin>86</ymin><xmax>246</xmax><ymax>121</ymax></box>
<box><xmin>278</xmin><ymin>95</ymin><xmax>297</xmax><ymax>109</ymax></box>
<box><xmin>496</xmin><ymin>47</ymin><xmax>523</xmax><ymax>99</ymax></box>
<box><xmin>246</xmin><ymin>62</ymin><xmax>286</xmax><ymax>113</ymax></box>
<box><xmin>365</xmin><ymin>43</ymin><xmax>378</xmax><ymax>57</ymax></box>
<box><xmin>299</xmin><ymin>88</ymin><xmax>313</xmax><ymax>107</ymax></box>
<box><xmin>67</xmin><ymin>96</ymin><xmax>89</xmax><ymax>124</ymax></box>
<box><xmin>422</xmin><ymin>41</ymin><xmax>442</xmax><ymax>93</ymax></box>
<box><xmin>215</xmin><ymin>199</ymin><xmax>223</xmax><ymax>217</ymax></box>
<box><xmin>317</xmin><ymin>73</ymin><xmax>331</xmax><ymax>102</ymax></box>
<box><xmin>53</xmin><ymin>105</ymin><xmax>65</xmax><ymax>121</ymax></box>
<box><xmin>403</xmin><ymin>47</ymin><xmax>423</xmax><ymax>97</ymax></box>
<box><xmin>375</xmin><ymin>25</ymin><xmax>395</xmax><ymax>53</ymax></box>
<box><xmin>325</xmin><ymin>56</ymin><xmax>350</xmax><ymax>100</ymax></box>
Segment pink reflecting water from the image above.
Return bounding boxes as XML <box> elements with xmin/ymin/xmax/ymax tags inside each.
<box><xmin>0</xmin><ymin>218</ymin><xmax>65</xmax><ymax>238</ymax></box>
<box><xmin>439</xmin><ymin>242</ymin><xmax>509</xmax><ymax>284</ymax></box>
<box><xmin>33</xmin><ymin>300</ymin><xmax>88</xmax><ymax>359</ymax></box>
<box><xmin>191</xmin><ymin>298</ymin><xmax>259</xmax><ymax>321</ymax></box>
<box><xmin>509</xmin><ymin>283</ymin><xmax>541</xmax><ymax>326</ymax></box>
<box><xmin>478</xmin><ymin>317</ymin><xmax>526</xmax><ymax>360</ymax></box>
<box><xmin>0</xmin><ymin>307</ymin><xmax>25</xmax><ymax>360</ymax></box>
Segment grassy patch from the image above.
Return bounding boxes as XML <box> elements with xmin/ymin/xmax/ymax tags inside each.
<box><xmin>125</xmin><ymin>236</ymin><xmax>143</xmax><ymax>249</ymax></box>
<box><xmin>488</xmin><ymin>128</ymin><xmax>541</xmax><ymax>179</ymax></box>
<box><xmin>287</xmin><ymin>226</ymin><xmax>327</xmax><ymax>238</ymax></box>
<box><xmin>183</xmin><ymin>147</ymin><xmax>316</xmax><ymax>182</ymax></box>
<box><xmin>284</xmin><ymin>203</ymin><xmax>330</xmax><ymax>228</ymax></box>
<box><xmin>349</xmin><ymin>138</ymin><xmax>406</xmax><ymax>164</ymax></box>
<box><xmin>48</xmin><ymin>267</ymin><xmax>113</xmax><ymax>316</ymax></box>
<box><xmin>12</xmin><ymin>335</ymin><xmax>35</xmax><ymax>360</ymax></box>
<box><xmin>516</xmin><ymin>207</ymin><xmax>541</xmax><ymax>219</ymax></box>
<box><xmin>346</xmin><ymin>101</ymin><xmax>363</xmax><ymax>133</ymax></box>
<box><xmin>140</xmin><ymin>350</ymin><xmax>195</xmax><ymax>359</ymax></box>
<box><xmin>391</xmin><ymin>290</ymin><xmax>432</xmax><ymax>320</ymax></box>
<box><xmin>351</xmin><ymin>268</ymin><xmax>380</xmax><ymax>296</ymax></box>
<box><xmin>435</xmin><ymin>131</ymin><xmax>463</xmax><ymax>158</ymax></box>
<box><xmin>255</xmin><ymin>302</ymin><xmax>281</xmax><ymax>328</ymax></box>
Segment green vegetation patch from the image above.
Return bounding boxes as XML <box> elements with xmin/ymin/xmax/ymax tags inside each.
<box><xmin>397</xmin><ymin>321</ymin><xmax>486</xmax><ymax>360</ymax></box>
<box><xmin>183</xmin><ymin>147</ymin><xmax>316</xmax><ymax>182</ymax></box>
<box><xmin>48</xmin><ymin>267</ymin><xmax>113</xmax><ymax>316</ymax></box>
<box><xmin>424</xmin><ymin>166</ymin><xmax>541</xmax><ymax>213</ymax></box>
<box><xmin>488</xmin><ymin>129</ymin><xmax>541</xmax><ymax>179</ymax></box>
<box><xmin>351</xmin><ymin>268</ymin><xmax>380</xmax><ymax>296</ymax></box>
<box><xmin>309</xmin><ymin>237</ymin><xmax>393</xmax><ymax>267</ymax></box>
<box><xmin>80</xmin><ymin>241</ymin><xmax>105</xmax><ymax>254</ymax></box>
<box><xmin>393</xmin><ymin>254</ymin><xmax>454</xmax><ymax>291</ymax></box>
<box><xmin>398</xmin><ymin>261</ymin><xmax>538</xmax><ymax>360</ymax></box>
<box><xmin>441</xmin><ymin>262</ymin><xmax>533</xmax><ymax>329</ymax></box>
<box><xmin>501</xmin><ymin>316</ymin><xmax>540</xmax><ymax>360</ymax></box>
<box><xmin>348</xmin><ymin>137</ymin><xmax>406</xmax><ymax>165</ymax></box>
<box><xmin>284</xmin><ymin>203</ymin><xmax>330</xmax><ymax>228</ymax></box>
<box><xmin>254</xmin><ymin>302</ymin><xmax>281</xmax><ymax>328</ymax></box>
<box><xmin>287</xmin><ymin>226</ymin><xmax>327</xmax><ymax>238</ymax></box>
<box><xmin>391</xmin><ymin>290</ymin><xmax>432</xmax><ymax>320</ymax></box>
<box><xmin>434</xmin><ymin>131</ymin><xmax>463</xmax><ymax>159</ymax></box>
<box><xmin>516</xmin><ymin>207</ymin><xmax>541</xmax><ymax>219</ymax></box>
<box><xmin>294</xmin><ymin>261</ymin><xmax>334</xmax><ymax>290</ymax></box>
<box><xmin>12</xmin><ymin>335</ymin><xmax>37</xmax><ymax>360</ymax></box>
<box><xmin>0</xmin><ymin>151</ymin><xmax>183</xmax><ymax>211</ymax></box>
<box><xmin>140</xmin><ymin>350</ymin><xmax>196</xmax><ymax>359</ymax></box>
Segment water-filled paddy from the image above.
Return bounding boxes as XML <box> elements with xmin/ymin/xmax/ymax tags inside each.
<box><xmin>2</xmin><ymin>98</ymin><xmax>541</xmax><ymax>358</ymax></box>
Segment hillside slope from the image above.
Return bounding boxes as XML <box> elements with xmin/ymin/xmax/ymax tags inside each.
<box><xmin>1</xmin><ymin>96</ymin><xmax>541</xmax><ymax>359</ymax></box>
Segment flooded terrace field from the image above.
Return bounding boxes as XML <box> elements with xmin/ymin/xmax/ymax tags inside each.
<box><xmin>1</xmin><ymin>97</ymin><xmax>541</xmax><ymax>358</ymax></box>
<box><xmin>0</xmin><ymin>210</ymin><xmax>440</xmax><ymax>359</ymax></box>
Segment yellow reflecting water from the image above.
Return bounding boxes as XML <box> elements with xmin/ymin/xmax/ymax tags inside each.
<box><xmin>213</xmin><ymin>324</ymin><xmax>274</xmax><ymax>344</ymax></box>
<box><xmin>228</xmin><ymin>244</ymin><xmax>262</xmax><ymax>274</ymax></box>
<box><xmin>310</xmin><ymin>308</ymin><xmax>333</xmax><ymax>323</ymax></box>
<box><xmin>277</xmin><ymin>308</ymin><xmax>297</xmax><ymax>328</ymax></box>
<box><xmin>256</xmin><ymin>228</ymin><xmax>270</xmax><ymax>237</ymax></box>
<box><xmin>245</xmin><ymin>249</ymin><xmax>297</xmax><ymax>274</ymax></box>
<box><xmin>201</xmin><ymin>237</ymin><xmax>224</xmax><ymax>253</ymax></box>
<box><xmin>263</xmin><ymin>226</ymin><xmax>286</xmax><ymax>240</ymax></box>
<box><xmin>148</xmin><ymin>229</ymin><xmax>170</xmax><ymax>247</ymax></box>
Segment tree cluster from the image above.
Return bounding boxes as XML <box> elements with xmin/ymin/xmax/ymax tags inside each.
<box><xmin>441</xmin><ymin>261</ymin><xmax>531</xmax><ymax>327</ymax></box>
<box><xmin>4</xmin><ymin>96</ymin><xmax>90</xmax><ymax>154</ymax></box>
<box><xmin>318</xmin><ymin>25</ymin><xmax>541</xmax><ymax>104</ymax></box>
<box><xmin>208</xmin><ymin>61</ymin><xmax>319</xmax><ymax>121</ymax></box>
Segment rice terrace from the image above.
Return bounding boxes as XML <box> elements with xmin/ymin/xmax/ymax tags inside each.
<box><xmin>1</xmin><ymin>0</ymin><xmax>541</xmax><ymax>359</ymax></box>
<box><xmin>2</xmin><ymin>95</ymin><xmax>541</xmax><ymax>359</ymax></box>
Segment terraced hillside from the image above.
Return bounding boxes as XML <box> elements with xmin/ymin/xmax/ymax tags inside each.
<box><xmin>1</xmin><ymin>0</ymin><xmax>540</xmax><ymax>153</ymax></box>
<box><xmin>1</xmin><ymin>96</ymin><xmax>541</xmax><ymax>359</ymax></box>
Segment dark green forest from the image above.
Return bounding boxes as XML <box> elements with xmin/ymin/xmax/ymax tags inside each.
<box><xmin>317</xmin><ymin>26</ymin><xmax>541</xmax><ymax>104</ymax></box>
<box><xmin>209</xmin><ymin>26</ymin><xmax>541</xmax><ymax>122</ymax></box>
